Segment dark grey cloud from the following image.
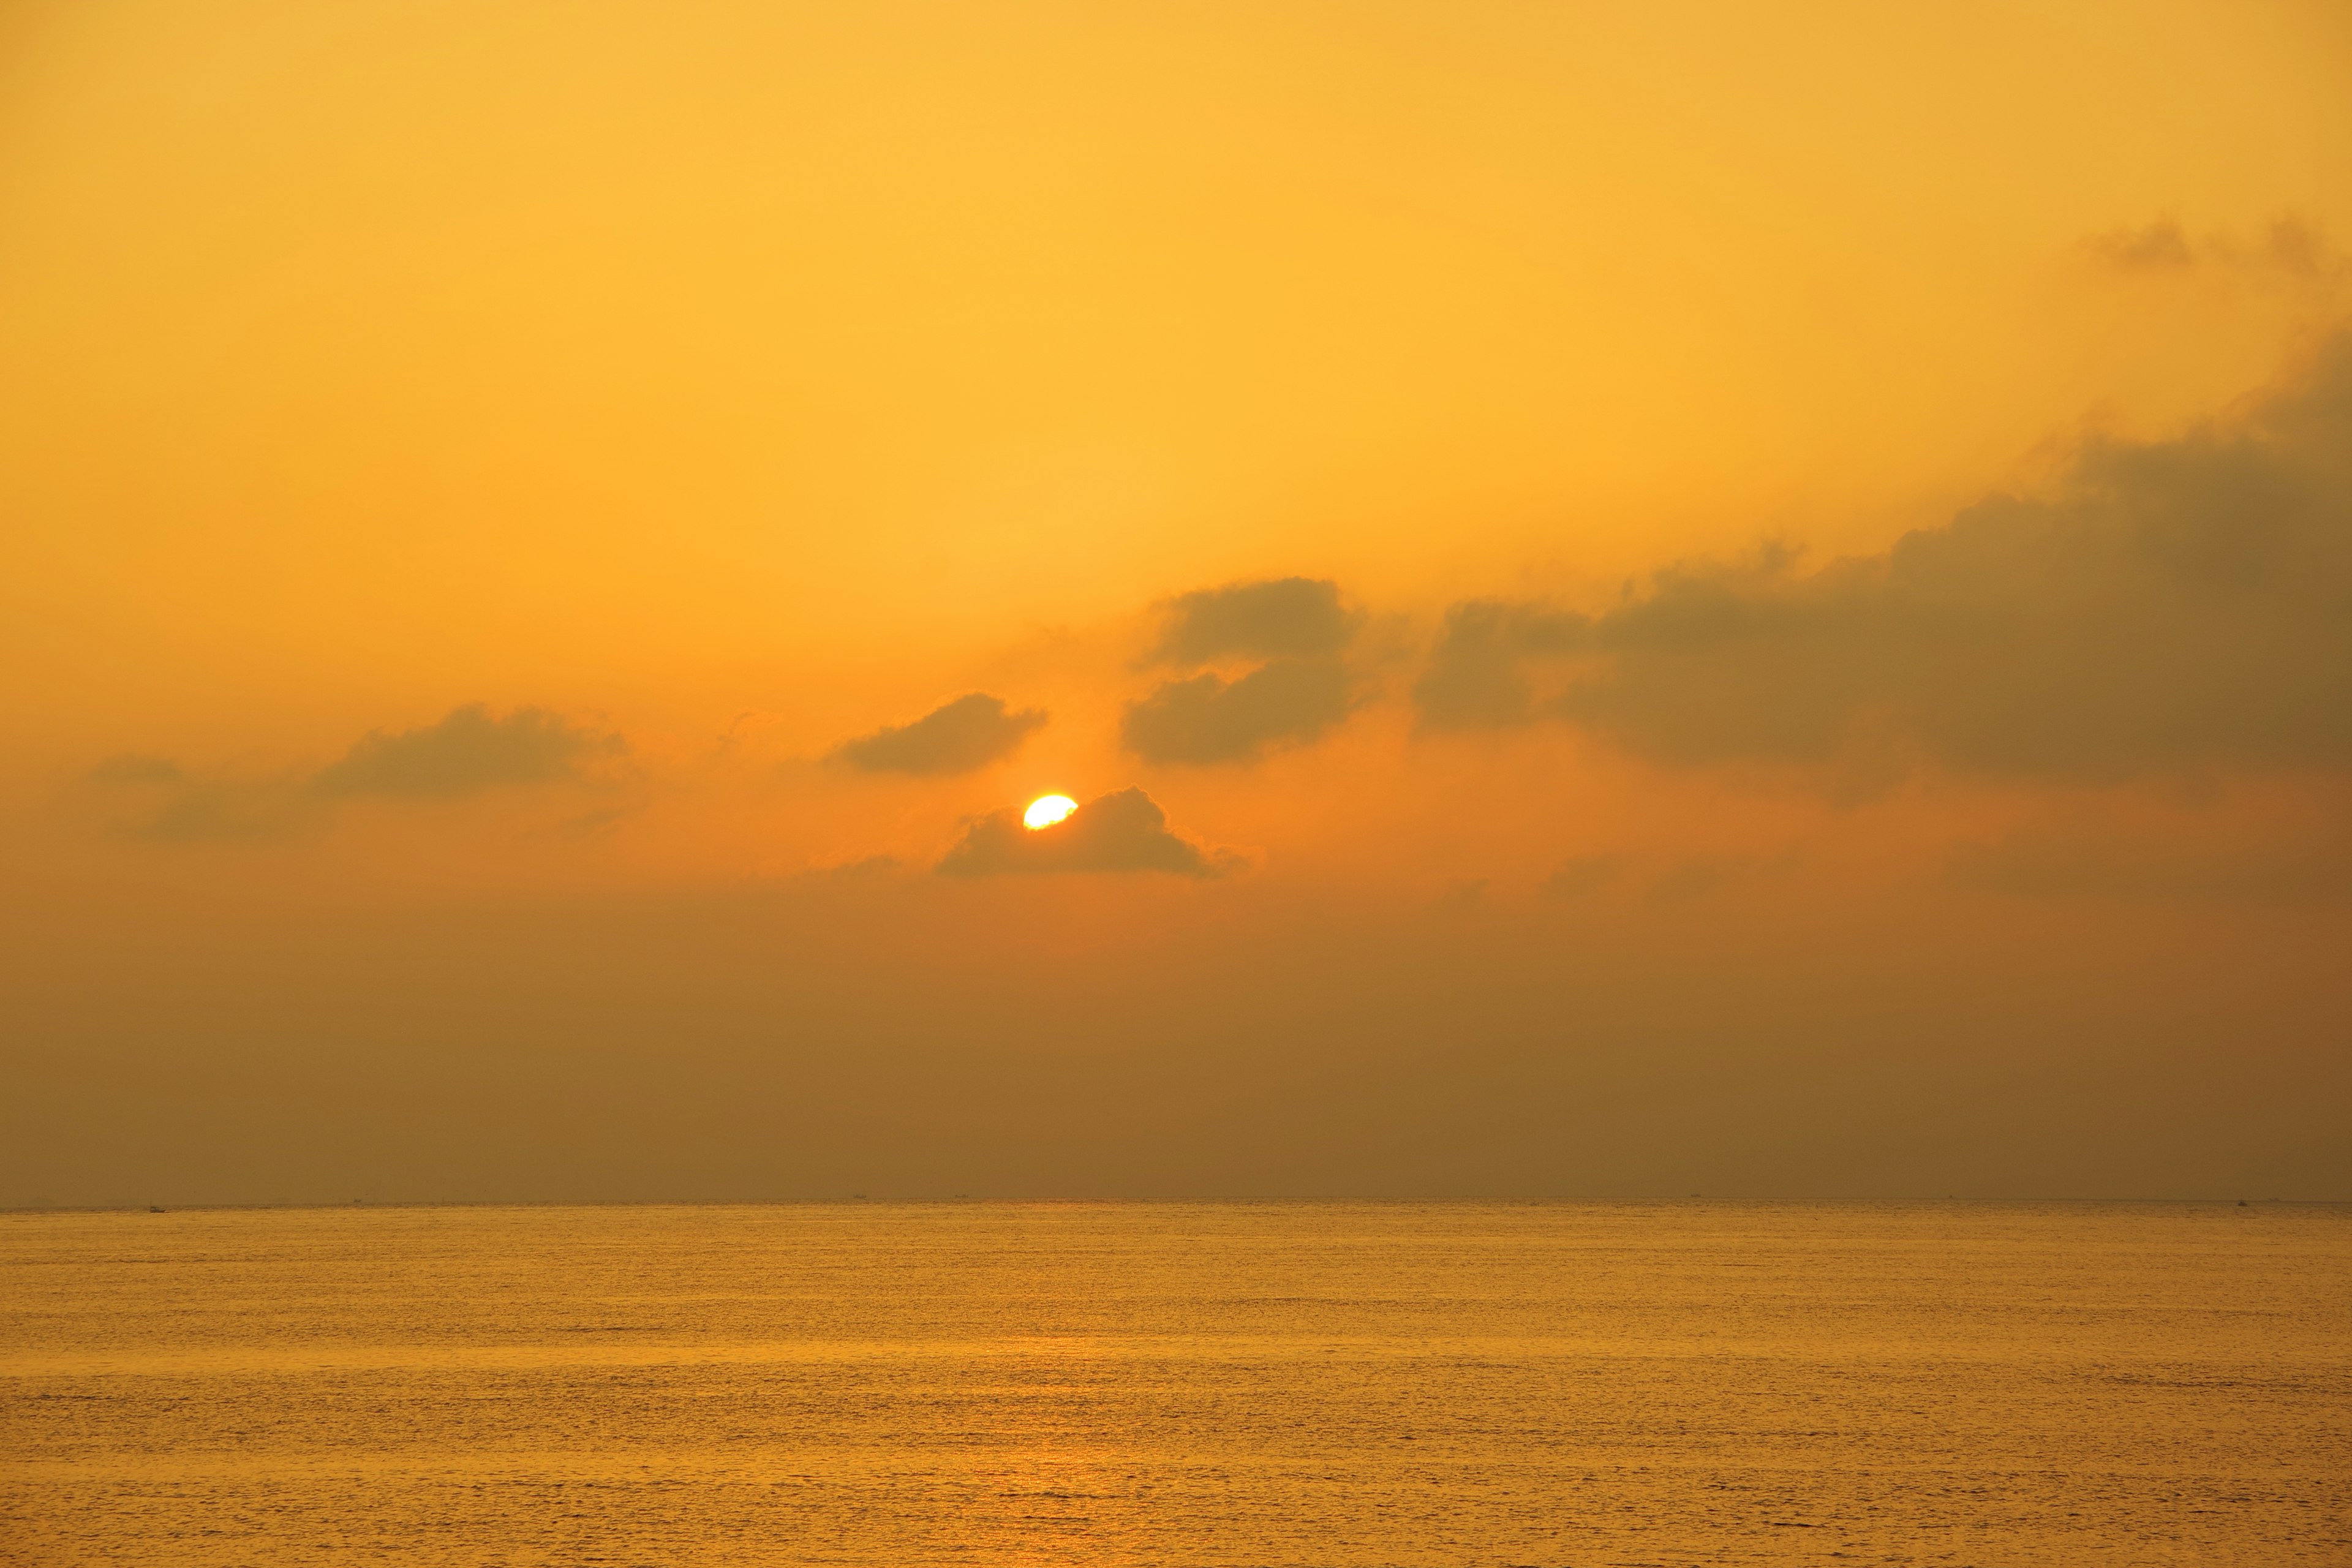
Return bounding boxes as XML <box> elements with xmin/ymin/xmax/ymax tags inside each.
<box><xmin>937</xmin><ymin>787</ymin><xmax>1229</xmax><ymax>878</ymax></box>
<box><xmin>1122</xmin><ymin>658</ymin><xmax>1352</xmax><ymax>765</ymax></box>
<box><xmin>1148</xmin><ymin>577</ymin><xmax>1357</xmax><ymax>666</ymax></box>
<box><xmin>309</xmin><ymin>704</ymin><xmax>622</xmax><ymax>798</ymax></box>
<box><xmin>831</xmin><ymin>693</ymin><xmax>1047</xmax><ymax>776</ymax></box>
<box><xmin>1416</xmin><ymin>331</ymin><xmax>2352</xmax><ymax>781</ymax></box>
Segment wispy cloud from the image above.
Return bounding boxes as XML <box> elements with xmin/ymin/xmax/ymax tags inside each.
<box><xmin>831</xmin><ymin>693</ymin><xmax>1047</xmax><ymax>776</ymax></box>
<box><xmin>1145</xmin><ymin>577</ymin><xmax>1358</xmax><ymax>666</ymax></box>
<box><xmin>1122</xmin><ymin>658</ymin><xmax>1352</xmax><ymax>765</ymax></box>
<box><xmin>310</xmin><ymin>704</ymin><xmax>624</xmax><ymax>798</ymax></box>
<box><xmin>90</xmin><ymin>704</ymin><xmax>625</xmax><ymax>842</ymax></box>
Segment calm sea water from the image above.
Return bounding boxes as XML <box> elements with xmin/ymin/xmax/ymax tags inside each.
<box><xmin>2</xmin><ymin>1201</ymin><xmax>2345</xmax><ymax>1566</ymax></box>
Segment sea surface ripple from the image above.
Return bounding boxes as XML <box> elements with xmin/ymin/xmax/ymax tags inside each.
<box><xmin>3</xmin><ymin>1200</ymin><xmax>2346</xmax><ymax>1565</ymax></box>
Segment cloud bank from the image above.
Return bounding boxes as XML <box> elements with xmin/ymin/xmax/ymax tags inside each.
<box><xmin>832</xmin><ymin>693</ymin><xmax>1047</xmax><ymax>776</ymax></box>
<box><xmin>937</xmin><ymin>787</ymin><xmax>1229</xmax><ymax>877</ymax></box>
<box><xmin>1417</xmin><ymin>331</ymin><xmax>2352</xmax><ymax>780</ymax></box>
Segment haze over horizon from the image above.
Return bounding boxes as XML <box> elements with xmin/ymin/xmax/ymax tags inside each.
<box><xmin>4</xmin><ymin>0</ymin><xmax>2350</xmax><ymax>1207</ymax></box>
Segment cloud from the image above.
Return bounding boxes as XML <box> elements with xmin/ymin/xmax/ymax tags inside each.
<box><xmin>936</xmin><ymin>787</ymin><xmax>1231</xmax><ymax>877</ymax></box>
<box><xmin>2086</xmin><ymin>217</ymin><xmax>2195</xmax><ymax>272</ymax></box>
<box><xmin>1147</xmin><ymin>577</ymin><xmax>1357</xmax><ymax>666</ymax></box>
<box><xmin>1948</xmin><ymin>820</ymin><xmax>2352</xmax><ymax>904</ymax></box>
<box><xmin>2085</xmin><ymin>214</ymin><xmax>2347</xmax><ymax>282</ymax></box>
<box><xmin>1541</xmin><ymin>854</ymin><xmax>1622</xmax><ymax>897</ymax></box>
<box><xmin>1121</xmin><ymin>578</ymin><xmax>1364</xmax><ymax>764</ymax></box>
<box><xmin>1414</xmin><ymin>601</ymin><xmax>1590</xmax><ymax>729</ymax></box>
<box><xmin>830</xmin><ymin>693</ymin><xmax>1047</xmax><ymax>776</ymax></box>
<box><xmin>80</xmin><ymin>754</ymin><xmax>305</xmax><ymax>842</ymax></box>
<box><xmin>134</xmin><ymin>780</ymin><xmax>305</xmax><ymax>843</ymax></box>
<box><xmin>99</xmin><ymin>706</ymin><xmax>622</xmax><ymax>840</ymax></box>
<box><xmin>1416</xmin><ymin>331</ymin><xmax>2352</xmax><ymax>781</ymax></box>
<box><xmin>85</xmin><ymin>754</ymin><xmax>185</xmax><ymax>785</ymax></box>
<box><xmin>309</xmin><ymin>704</ymin><xmax>622</xmax><ymax>798</ymax></box>
<box><xmin>1121</xmin><ymin>658</ymin><xmax>1352</xmax><ymax>765</ymax></box>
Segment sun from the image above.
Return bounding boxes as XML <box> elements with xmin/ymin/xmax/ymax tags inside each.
<box><xmin>1023</xmin><ymin>794</ymin><xmax>1079</xmax><ymax>830</ymax></box>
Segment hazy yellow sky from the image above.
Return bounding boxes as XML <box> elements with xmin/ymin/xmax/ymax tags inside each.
<box><xmin>4</xmin><ymin>1</ymin><xmax>2348</xmax><ymax>1204</ymax></box>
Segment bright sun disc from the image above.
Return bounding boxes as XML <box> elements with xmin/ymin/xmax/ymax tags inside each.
<box><xmin>1023</xmin><ymin>794</ymin><xmax>1078</xmax><ymax>830</ymax></box>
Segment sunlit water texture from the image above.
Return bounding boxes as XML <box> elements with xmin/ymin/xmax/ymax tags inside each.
<box><xmin>4</xmin><ymin>1202</ymin><xmax>2346</xmax><ymax>1565</ymax></box>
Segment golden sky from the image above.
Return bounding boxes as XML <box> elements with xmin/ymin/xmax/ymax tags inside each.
<box><xmin>4</xmin><ymin>1</ymin><xmax>2349</xmax><ymax>1203</ymax></box>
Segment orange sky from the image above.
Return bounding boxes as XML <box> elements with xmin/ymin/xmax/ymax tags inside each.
<box><xmin>3</xmin><ymin>1</ymin><xmax>2349</xmax><ymax>1204</ymax></box>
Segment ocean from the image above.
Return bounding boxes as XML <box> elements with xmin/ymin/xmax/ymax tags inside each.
<box><xmin>3</xmin><ymin>1200</ymin><xmax>2345</xmax><ymax>1565</ymax></box>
